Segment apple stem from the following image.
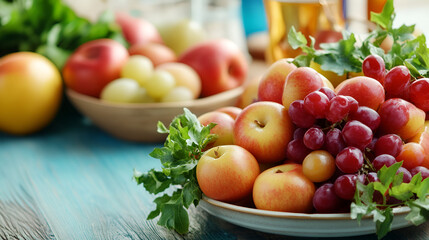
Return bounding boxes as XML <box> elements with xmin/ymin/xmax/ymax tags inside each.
<box><xmin>214</xmin><ymin>147</ymin><xmax>220</xmax><ymax>158</ymax></box>
<box><xmin>254</xmin><ymin>120</ymin><xmax>266</xmax><ymax>128</ymax></box>
<box><xmin>275</xmin><ymin>169</ymin><xmax>283</xmax><ymax>173</ymax></box>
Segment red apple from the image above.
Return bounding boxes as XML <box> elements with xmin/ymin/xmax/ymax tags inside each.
<box><xmin>215</xmin><ymin>106</ymin><xmax>242</xmax><ymax>120</ymax></box>
<box><xmin>258</xmin><ymin>58</ymin><xmax>297</xmax><ymax>104</ymax></box>
<box><xmin>128</xmin><ymin>42</ymin><xmax>176</xmax><ymax>66</ymax></box>
<box><xmin>63</xmin><ymin>39</ymin><xmax>129</xmax><ymax>98</ymax></box>
<box><xmin>335</xmin><ymin>76</ymin><xmax>385</xmax><ymax>110</ymax></box>
<box><xmin>282</xmin><ymin>67</ymin><xmax>325</xmax><ymax>110</ymax></box>
<box><xmin>115</xmin><ymin>12</ymin><xmax>163</xmax><ymax>46</ymax></box>
<box><xmin>252</xmin><ymin>163</ymin><xmax>315</xmax><ymax>212</ymax></box>
<box><xmin>198</xmin><ymin>111</ymin><xmax>235</xmax><ymax>148</ymax></box>
<box><xmin>178</xmin><ymin>39</ymin><xmax>248</xmax><ymax>97</ymax></box>
<box><xmin>378</xmin><ymin>98</ymin><xmax>425</xmax><ymax>141</ymax></box>
<box><xmin>314</xmin><ymin>30</ymin><xmax>343</xmax><ymax>50</ymax></box>
<box><xmin>196</xmin><ymin>145</ymin><xmax>260</xmax><ymax>203</ymax></box>
<box><xmin>233</xmin><ymin>101</ymin><xmax>294</xmax><ymax>163</ymax></box>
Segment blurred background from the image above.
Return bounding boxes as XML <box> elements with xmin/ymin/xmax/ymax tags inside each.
<box><xmin>63</xmin><ymin>0</ymin><xmax>429</xmax><ymax>61</ymax></box>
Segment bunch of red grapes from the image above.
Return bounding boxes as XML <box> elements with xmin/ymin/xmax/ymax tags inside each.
<box><xmin>286</xmin><ymin>55</ymin><xmax>429</xmax><ymax>213</ymax></box>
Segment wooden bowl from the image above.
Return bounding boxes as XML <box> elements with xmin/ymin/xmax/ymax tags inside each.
<box><xmin>66</xmin><ymin>87</ymin><xmax>244</xmax><ymax>142</ymax></box>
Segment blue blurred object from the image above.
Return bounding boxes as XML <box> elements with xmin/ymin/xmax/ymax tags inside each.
<box><xmin>241</xmin><ymin>0</ymin><xmax>267</xmax><ymax>37</ymax></box>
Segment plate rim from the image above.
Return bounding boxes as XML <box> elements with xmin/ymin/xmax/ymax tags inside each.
<box><xmin>201</xmin><ymin>195</ymin><xmax>411</xmax><ymax>220</ymax></box>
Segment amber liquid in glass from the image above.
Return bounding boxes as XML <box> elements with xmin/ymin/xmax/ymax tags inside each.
<box><xmin>264</xmin><ymin>0</ymin><xmax>345</xmax><ymax>63</ymax></box>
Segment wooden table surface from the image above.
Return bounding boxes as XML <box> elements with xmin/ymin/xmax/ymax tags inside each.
<box><xmin>1</xmin><ymin>99</ymin><xmax>429</xmax><ymax>240</ymax></box>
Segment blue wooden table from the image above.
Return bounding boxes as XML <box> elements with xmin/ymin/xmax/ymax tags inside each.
<box><xmin>1</xmin><ymin>100</ymin><xmax>429</xmax><ymax>240</ymax></box>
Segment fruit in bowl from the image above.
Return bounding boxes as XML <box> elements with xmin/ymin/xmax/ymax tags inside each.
<box><xmin>63</xmin><ymin>34</ymin><xmax>250</xmax><ymax>142</ymax></box>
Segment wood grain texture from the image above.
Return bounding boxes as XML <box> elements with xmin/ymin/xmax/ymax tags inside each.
<box><xmin>1</xmin><ymin>105</ymin><xmax>429</xmax><ymax>240</ymax></box>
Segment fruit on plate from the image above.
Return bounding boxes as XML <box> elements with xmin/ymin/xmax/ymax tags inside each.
<box><xmin>156</xmin><ymin>62</ymin><xmax>201</xmax><ymax>99</ymax></box>
<box><xmin>309</xmin><ymin>61</ymin><xmax>347</xmax><ymax>88</ymax></box>
<box><xmin>215</xmin><ymin>106</ymin><xmax>242</xmax><ymax>120</ymax></box>
<box><xmin>196</xmin><ymin>145</ymin><xmax>260</xmax><ymax>203</ymax></box>
<box><xmin>158</xmin><ymin>19</ymin><xmax>206</xmax><ymax>56</ymax></box>
<box><xmin>252</xmin><ymin>163</ymin><xmax>315</xmax><ymax>212</ymax></box>
<box><xmin>236</xmin><ymin>74</ymin><xmax>261</xmax><ymax>109</ymax></box>
<box><xmin>134</xmin><ymin>1</ymin><xmax>429</xmax><ymax>237</ymax></box>
<box><xmin>120</xmin><ymin>55</ymin><xmax>154</xmax><ymax>87</ymax></box>
<box><xmin>63</xmin><ymin>38</ymin><xmax>129</xmax><ymax>98</ymax></box>
<box><xmin>0</xmin><ymin>52</ymin><xmax>62</xmax><ymax>135</ymax></box>
<box><xmin>128</xmin><ymin>42</ymin><xmax>176</xmax><ymax>67</ymax></box>
<box><xmin>198</xmin><ymin>111</ymin><xmax>235</xmax><ymax>148</ymax></box>
<box><xmin>178</xmin><ymin>39</ymin><xmax>248</xmax><ymax>97</ymax></box>
<box><xmin>257</xmin><ymin>58</ymin><xmax>296</xmax><ymax>104</ymax></box>
<box><xmin>378</xmin><ymin>98</ymin><xmax>425</xmax><ymax>141</ymax></box>
<box><xmin>335</xmin><ymin>76</ymin><xmax>385</xmax><ymax>111</ymax></box>
<box><xmin>233</xmin><ymin>101</ymin><xmax>293</xmax><ymax>163</ymax></box>
<box><xmin>115</xmin><ymin>12</ymin><xmax>163</xmax><ymax>46</ymax></box>
<box><xmin>282</xmin><ymin>67</ymin><xmax>326</xmax><ymax>110</ymax></box>
<box><xmin>100</xmin><ymin>78</ymin><xmax>154</xmax><ymax>103</ymax></box>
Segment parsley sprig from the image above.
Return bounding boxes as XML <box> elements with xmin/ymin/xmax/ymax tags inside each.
<box><xmin>289</xmin><ymin>0</ymin><xmax>429</xmax><ymax>79</ymax></box>
<box><xmin>134</xmin><ymin>108</ymin><xmax>216</xmax><ymax>234</ymax></box>
<box><xmin>351</xmin><ymin>162</ymin><xmax>429</xmax><ymax>239</ymax></box>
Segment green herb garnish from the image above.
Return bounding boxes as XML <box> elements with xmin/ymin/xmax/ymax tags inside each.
<box><xmin>351</xmin><ymin>162</ymin><xmax>429</xmax><ymax>239</ymax></box>
<box><xmin>0</xmin><ymin>0</ymin><xmax>127</xmax><ymax>69</ymax></box>
<box><xmin>134</xmin><ymin>108</ymin><xmax>216</xmax><ymax>234</ymax></box>
<box><xmin>289</xmin><ymin>0</ymin><xmax>429</xmax><ymax>79</ymax></box>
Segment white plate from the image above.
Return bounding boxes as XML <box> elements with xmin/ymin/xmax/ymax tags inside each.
<box><xmin>200</xmin><ymin>196</ymin><xmax>413</xmax><ymax>237</ymax></box>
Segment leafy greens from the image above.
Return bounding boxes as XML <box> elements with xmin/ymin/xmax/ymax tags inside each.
<box><xmin>134</xmin><ymin>108</ymin><xmax>216</xmax><ymax>234</ymax></box>
<box><xmin>0</xmin><ymin>0</ymin><xmax>127</xmax><ymax>69</ymax></box>
<box><xmin>288</xmin><ymin>0</ymin><xmax>429</xmax><ymax>79</ymax></box>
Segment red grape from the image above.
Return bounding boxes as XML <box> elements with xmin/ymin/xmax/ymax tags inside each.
<box><xmin>346</xmin><ymin>96</ymin><xmax>359</xmax><ymax>114</ymax></box>
<box><xmin>334</xmin><ymin>174</ymin><xmax>358</xmax><ymax>200</ymax></box>
<box><xmin>362</xmin><ymin>55</ymin><xmax>386</xmax><ymax>84</ymax></box>
<box><xmin>303</xmin><ymin>127</ymin><xmax>325</xmax><ymax>150</ymax></box>
<box><xmin>336</xmin><ymin>147</ymin><xmax>364</xmax><ymax>173</ymax></box>
<box><xmin>313</xmin><ymin>183</ymin><xmax>347</xmax><ymax>213</ymax></box>
<box><xmin>342</xmin><ymin>120</ymin><xmax>373</xmax><ymax>150</ymax></box>
<box><xmin>303</xmin><ymin>91</ymin><xmax>330</xmax><ymax>119</ymax></box>
<box><xmin>324</xmin><ymin>128</ymin><xmax>346</xmax><ymax>156</ymax></box>
<box><xmin>349</xmin><ymin>106</ymin><xmax>381</xmax><ymax>131</ymax></box>
<box><xmin>288</xmin><ymin>100</ymin><xmax>316</xmax><ymax>128</ymax></box>
<box><xmin>410</xmin><ymin>166</ymin><xmax>429</xmax><ymax>179</ymax></box>
<box><xmin>286</xmin><ymin>139</ymin><xmax>311</xmax><ymax>163</ymax></box>
<box><xmin>372</xmin><ymin>154</ymin><xmax>396</xmax><ymax>171</ymax></box>
<box><xmin>397</xmin><ymin>167</ymin><xmax>412</xmax><ymax>183</ymax></box>
<box><xmin>293</xmin><ymin>128</ymin><xmax>307</xmax><ymax>140</ymax></box>
<box><xmin>374</xmin><ymin>134</ymin><xmax>403</xmax><ymax>157</ymax></box>
<box><xmin>384</xmin><ymin>65</ymin><xmax>411</xmax><ymax>99</ymax></box>
<box><xmin>409</xmin><ymin>78</ymin><xmax>429</xmax><ymax>111</ymax></box>
<box><xmin>366</xmin><ymin>172</ymin><xmax>379</xmax><ymax>183</ymax></box>
<box><xmin>317</xmin><ymin>87</ymin><xmax>336</xmax><ymax>100</ymax></box>
<box><xmin>326</xmin><ymin>95</ymin><xmax>350</xmax><ymax>123</ymax></box>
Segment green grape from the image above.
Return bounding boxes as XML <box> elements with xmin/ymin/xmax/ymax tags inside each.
<box><xmin>161</xmin><ymin>86</ymin><xmax>194</xmax><ymax>102</ymax></box>
<box><xmin>100</xmin><ymin>78</ymin><xmax>153</xmax><ymax>103</ymax></box>
<box><xmin>121</xmin><ymin>55</ymin><xmax>153</xmax><ymax>86</ymax></box>
<box><xmin>145</xmin><ymin>70</ymin><xmax>176</xmax><ymax>99</ymax></box>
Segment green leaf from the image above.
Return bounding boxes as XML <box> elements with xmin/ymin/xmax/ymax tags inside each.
<box><xmin>375</xmin><ymin>207</ymin><xmax>393</xmax><ymax>240</ymax></box>
<box><xmin>156</xmin><ymin>191</ymin><xmax>190</xmax><ymax>235</ymax></box>
<box><xmin>370</xmin><ymin>0</ymin><xmax>395</xmax><ymax>29</ymax></box>
<box><xmin>378</xmin><ymin>162</ymin><xmax>402</xmax><ymax>186</ymax></box>
<box><xmin>134</xmin><ymin>169</ymin><xmax>172</xmax><ymax>194</ymax></box>
<box><xmin>135</xmin><ymin>108</ymin><xmax>215</xmax><ymax>234</ymax></box>
<box><xmin>288</xmin><ymin>26</ymin><xmax>307</xmax><ymax>50</ymax></box>
<box><xmin>415</xmin><ymin>177</ymin><xmax>429</xmax><ymax>199</ymax></box>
